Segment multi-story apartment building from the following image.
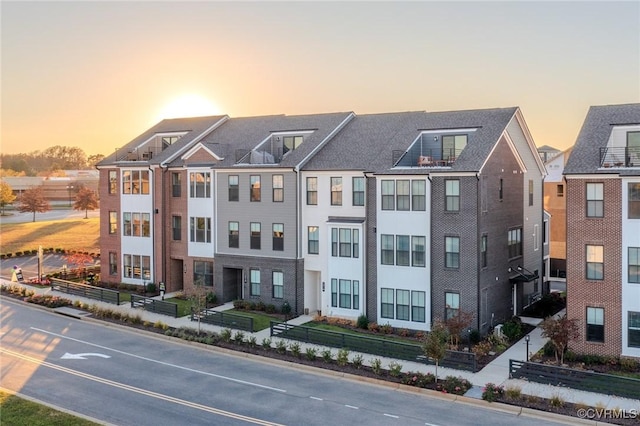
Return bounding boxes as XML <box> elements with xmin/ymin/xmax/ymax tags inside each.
<box><xmin>564</xmin><ymin>103</ymin><xmax>640</xmax><ymax>359</ymax></box>
<box><xmin>97</xmin><ymin>106</ymin><xmax>545</xmax><ymax>334</ymax></box>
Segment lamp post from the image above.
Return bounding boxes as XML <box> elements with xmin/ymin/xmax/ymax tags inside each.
<box><xmin>525</xmin><ymin>334</ymin><xmax>530</xmax><ymax>362</ymax></box>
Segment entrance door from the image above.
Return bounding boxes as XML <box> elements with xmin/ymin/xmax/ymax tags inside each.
<box><xmin>222</xmin><ymin>267</ymin><xmax>242</xmax><ymax>302</ymax></box>
<box><xmin>170</xmin><ymin>259</ymin><xmax>184</xmax><ymax>292</ymax></box>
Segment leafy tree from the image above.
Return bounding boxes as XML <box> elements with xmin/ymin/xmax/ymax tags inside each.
<box><xmin>0</xmin><ymin>181</ymin><xmax>16</xmax><ymax>215</ymax></box>
<box><xmin>43</xmin><ymin>145</ymin><xmax>88</xmax><ymax>169</ymax></box>
<box><xmin>73</xmin><ymin>186</ymin><xmax>99</xmax><ymax>218</ymax></box>
<box><xmin>445</xmin><ymin>310</ymin><xmax>475</xmax><ymax>349</ymax></box>
<box><xmin>187</xmin><ymin>279</ymin><xmax>208</xmax><ymax>334</ymax></box>
<box><xmin>87</xmin><ymin>154</ymin><xmax>105</xmax><ymax>167</ymax></box>
<box><xmin>540</xmin><ymin>315</ymin><xmax>580</xmax><ymax>365</ymax></box>
<box><xmin>64</xmin><ymin>252</ymin><xmax>95</xmax><ymax>280</ymax></box>
<box><xmin>17</xmin><ymin>186</ymin><xmax>51</xmax><ymax>222</ymax></box>
<box><xmin>423</xmin><ymin>319</ymin><xmax>449</xmax><ymax>382</ymax></box>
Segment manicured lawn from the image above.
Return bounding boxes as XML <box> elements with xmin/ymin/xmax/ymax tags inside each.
<box><xmin>0</xmin><ymin>218</ymin><xmax>100</xmax><ymax>255</ymax></box>
<box><xmin>0</xmin><ymin>390</ymin><xmax>99</xmax><ymax>426</ymax></box>
<box><xmin>305</xmin><ymin>321</ymin><xmax>421</xmax><ymax>344</ymax></box>
<box><xmin>165</xmin><ymin>297</ymin><xmax>195</xmax><ymax>317</ymax></box>
<box><xmin>226</xmin><ymin>310</ymin><xmax>275</xmax><ymax>331</ymax></box>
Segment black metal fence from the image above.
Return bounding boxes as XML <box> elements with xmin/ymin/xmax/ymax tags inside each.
<box><xmin>131</xmin><ymin>295</ymin><xmax>178</xmax><ymax>317</ymax></box>
<box><xmin>192</xmin><ymin>309</ymin><xmax>254</xmax><ymax>332</ymax></box>
<box><xmin>51</xmin><ymin>278</ymin><xmax>119</xmax><ymax>304</ymax></box>
<box><xmin>270</xmin><ymin>321</ymin><xmax>477</xmax><ymax>372</ymax></box>
<box><xmin>509</xmin><ymin>359</ymin><xmax>640</xmax><ymax>400</ymax></box>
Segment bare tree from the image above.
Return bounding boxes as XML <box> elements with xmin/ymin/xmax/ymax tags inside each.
<box><xmin>187</xmin><ymin>279</ymin><xmax>208</xmax><ymax>334</ymax></box>
<box><xmin>0</xmin><ymin>181</ymin><xmax>16</xmax><ymax>215</ymax></box>
<box><xmin>17</xmin><ymin>186</ymin><xmax>51</xmax><ymax>222</ymax></box>
<box><xmin>73</xmin><ymin>186</ymin><xmax>99</xmax><ymax>218</ymax></box>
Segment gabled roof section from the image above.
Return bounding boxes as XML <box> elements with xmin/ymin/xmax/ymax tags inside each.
<box><xmin>96</xmin><ymin>115</ymin><xmax>227</xmax><ymax>167</ymax></box>
<box><xmin>174</xmin><ymin>112</ymin><xmax>354</xmax><ymax>168</ymax></box>
<box><xmin>564</xmin><ymin>103</ymin><xmax>640</xmax><ymax>176</ymax></box>
<box><xmin>303</xmin><ymin>107</ymin><xmax>518</xmax><ymax>174</ymax></box>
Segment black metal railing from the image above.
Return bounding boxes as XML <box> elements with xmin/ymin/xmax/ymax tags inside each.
<box><xmin>393</xmin><ymin>148</ymin><xmax>463</xmax><ymax>168</ymax></box>
<box><xmin>599</xmin><ymin>147</ymin><xmax>640</xmax><ymax>168</ymax></box>
<box><xmin>131</xmin><ymin>295</ymin><xmax>178</xmax><ymax>317</ymax></box>
<box><xmin>51</xmin><ymin>278</ymin><xmax>120</xmax><ymax>305</ymax></box>
<box><xmin>192</xmin><ymin>308</ymin><xmax>254</xmax><ymax>332</ymax></box>
<box><xmin>509</xmin><ymin>359</ymin><xmax>640</xmax><ymax>400</ymax></box>
<box><xmin>270</xmin><ymin>321</ymin><xmax>477</xmax><ymax>371</ymax></box>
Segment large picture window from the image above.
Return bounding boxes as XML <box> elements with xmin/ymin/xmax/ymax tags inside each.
<box><xmin>586</xmin><ymin>183</ymin><xmax>604</xmax><ymax>218</ymax></box>
<box><xmin>193</xmin><ymin>261</ymin><xmax>213</xmax><ymax>287</ymax></box>
<box><xmin>586</xmin><ymin>307</ymin><xmax>604</xmax><ymax>342</ymax></box>
<box><xmin>123</xmin><ymin>254</ymin><xmax>150</xmax><ymax>280</ymax></box>
<box><xmin>190</xmin><ymin>217</ymin><xmax>211</xmax><ymax>243</ymax></box>
<box><xmin>122</xmin><ymin>170</ymin><xmax>150</xmax><ymax>195</ymax></box>
<box><xmin>122</xmin><ymin>212</ymin><xmax>150</xmax><ymax>238</ymax></box>
<box><xmin>190</xmin><ymin>172</ymin><xmax>211</xmax><ymax>198</ymax></box>
<box><xmin>586</xmin><ymin>245</ymin><xmax>604</xmax><ymax>280</ymax></box>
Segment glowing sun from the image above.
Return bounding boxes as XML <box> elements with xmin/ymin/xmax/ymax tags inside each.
<box><xmin>158</xmin><ymin>94</ymin><xmax>222</xmax><ymax>119</ymax></box>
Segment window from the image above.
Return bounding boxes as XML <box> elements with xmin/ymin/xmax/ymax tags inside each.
<box><xmin>306</xmin><ymin>177</ymin><xmax>317</xmax><ymax>205</ymax></box>
<box><xmin>586</xmin><ymin>307</ymin><xmax>604</xmax><ymax>342</ymax></box>
<box><xmin>396</xmin><ymin>235</ymin><xmax>410</xmax><ymax>266</ymax></box>
<box><xmin>396</xmin><ymin>180</ymin><xmax>410</xmax><ymax>211</ymax></box>
<box><xmin>445</xmin><ymin>292</ymin><xmax>460</xmax><ymax>320</ymax></box>
<box><xmin>273</xmin><ymin>223</ymin><xmax>284</xmax><ymax>251</ymax></box>
<box><xmin>190</xmin><ymin>217</ymin><xmax>211</xmax><ymax>243</ymax></box>
<box><xmin>508</xmin><ymin>228</ymin><xmax>522</xmax><ymax>258</ymax></box>
<box><xmin>381</xmin><ymin>180</ymin><xmax>394</xmax><ymax>210</ymax></box>
<box><xmin>529</xmin><ymin>179</ymin><xmax>534</xmax><ymax>206</ymax></box>
<box><xmin>586</xmin><ymin>183</ymin><xmax>604</xmax><ymax>217</ymax></box>
<box><xmin>586</xmin><ymin>245</ymin><xmax>604</xmax><ymax>280</ymax></box>
<box><xmin>381</xmin><ymin>288</ymin><xmax>394</xmax><ymax>319</ymax></box>
<box><xmin>123</xmin><ymin>254</ymin><xmax>151</xmax><ymax>280</ymax></box>
<box><xmin>481</xmin><ymin>234</ymin><xmax>488</xmax><ymax>268</ymax></box>
<box><xmin>273</xmin><ymin>271</ymin><xmax>284</xmax><ymax>299</ymax></box>
<box><xmin>353</xmin><ymin>229</ymin><xmax>359</xmax><ymax>258</ymax></box>
<box><xmin>331</xmin><ymin>177</ymin><xmax>342</xmax><ymax>205</ymax></box>
<box><xmin>442</xmin><ymin>134</ymin><xmax>467</xmax><ymax>160</ymax></box>
<box><xmin>228</xmin><ymin>175</ymin><xmax>239</xmax><ymax>201</ymax></box>
<box><xmin>250</xmin><ymin>223</ymin><xmax>261</xmax><ymax>249</ymax></box>
<box><xmin>193</xmin><ymin>261</ymin><xmax>213</xmax><ymax>287</ymax></box>
<box><xmin>109</xmin><ymin>252</ymin><xmax>117</xmax><ymax>275</ymax></box>
<box><xmin>381</xmin><ymin>235</ymin><xmax>394</xmax><ymax>265</ymax></box>
<box><xmin>250</xmin><ymin>175</ymin><xmax>261</xmax><ymax>202</ymax></box>
<box><xmin>629</xmin><ymin>183</ymin><xmax>640</xmax><ymax>219</ymax></box>
<box><xmin>353</xmin><ymin>281</ymin><xmax>359</xmax><ymax>310</ymax></box>
<box><xmin>339</xmin><ymin>228</ymin><xmax>351</xmax><ymax>257</ymax></box>
<box><xmin>557</xmin><ymin>184</ymin><xmax>564</xmax><ymax>197</ymax></box>
<box><xmin>283</xmin><ymin>135</ymin><xmax>303</xmax><ymax>154</ymax></box>
<box><xmin>250</xmin><ymin>269</ymin><xmax>260</xmax><ymax>296</ymax></box>
<box><xmin>412</xmin><ymin>236</ymin><xmax>425</xmax><ymax>267</ymax></box>
<box><xmin>229</xmin><ymin>222</ymin><xmax>239</xmax><ymax>248</ymax></box>
<box><xmin>308</xmin><ymin>226</ymin><xmax>319</xmax><ymax>254</ymax></box>
<box><xmin>445</xmin><ymin>180</ymin><xmax>460</xmax><ymax>212</ymax></box>
<box><xmin>411</xmin><ymin>291</ymin><xmax>426</xmax><ymax>322</ymax></box>
<box><xmin>172</xmin><ymin>216</ymin><xmax>182</xmax><ymax>241</ymax></box>
<box><xmin>109</xmin><ymin>211</ymin><xmax>117</xmax><ymax>234</ymax></box>
<box><xmin>412</xmin><ymin>180</ymin><xmax>426</xmax><ymax>211</ymax></box>
<box><xmin>352</xmin><ymin>177</ymin><xmax>365</xmax><ymax>206</ymax></box>
<box><xmin>629</xmin><ymin>311</ymin><xmax>640</xmax><ymax>348</ymax></box>
<box><xmin>445</xmin><ymin>236</ymin><xmax>460</xmax><ymax>268</ymax></box>
<box><xmin>339</xmin><ymin>279</ymin><xmax>351</xmax><ymax>308</ymax></box>
<box><xmin>172</xmin><ymin>172</ymin><xmax>181</xmax><ymax>197</ymax></box>
<box><xmin>190</xmin><ymin>172</ymin><xmax>211</xmax><ymax>198</ymax></box>
<box><xmin>272</xmin><ymin>175</ymin><xmax>283</xmax><ymax>202</ymax></box>
<box><xmin>122</xmin><ymin>212</ymin><xmax>150</xmax><ymax>238</ymax></box>
<box><xmin>499</xmin><ymin>178</ymin><xmax>503</xmax><ymax>201</ymax></box>
<box><xmin>331</xmin><ymin>228</ymin><xmax>338</xmax><ymax>257</ymax></box>
<box><xmin>396</xmin><ymin>289</ymin><xmax>410</xmax><ymax>321</ymax></box>
<box><xmin>122</xmin><ymin>170</ymin><xmax>150</xmax><ymax>195</ymax></box>
<box><xmin>331</xmin><ymin>279</ymin><xmax>337</xmax><ymax>307</ymax></box>
<box><xmin>123</xmin><ymin>212</ymin><xmax>131</xmax><ymax>236</ymax></box>
<box><xmin>533</xmin><ymin>224</ymin><xmax>539</xmax><ymax>251</ymax></box>
<box><xmin>629</xmin><ymin>247</ymin><xmax>640</xmax><ymax>283</ymax></box>
<box><xmin>109</xmin><ymin>171</ymin><xmax>117</xmax><ymax>194</ymax></box>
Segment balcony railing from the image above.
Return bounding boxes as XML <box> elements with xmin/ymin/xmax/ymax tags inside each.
<box><xmin>599</xmin><ymin>147</ymin><xmax>640</xmax><ymax>168</ymax></box>
<box><xmin>393</xmin><ymin>148</ymin><xmax>462</xmax><ymax>168</ymax></box>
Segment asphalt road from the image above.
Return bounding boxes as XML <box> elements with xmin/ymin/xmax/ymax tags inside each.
<box><xmin>1</xmin><ymin>300</ymin><xmax>567</xmax><ymax>426</ymax></box>
<box><xmin>0</xmin><ymin>207</ymin><xmax>100</xmax><ymax>224</ymax></box>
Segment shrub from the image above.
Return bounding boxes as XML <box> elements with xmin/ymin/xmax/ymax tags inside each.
<box><xmin>233</xmin><ymin>331</ymin><xmax>245</xmax><ymax>344</ymax></box>
<box><xmin>336</xmin><ymin>349</ymin><xmax>350</xmax><ymax>366</ymax></box>
<box><xmin>281</xmin><ymin>301</ymin><xmax>292</xmax><ymax>316</ymax></box>
<box><xmin>388</xmin><ymin>361</ymin><xmax>403</xmax><ymax>377</ymax></box>
<box><xmin>505</xmin><ymin>385</ymin><xmax>522</xmax><ymax>400</ymax></box>
<box><xmin>220</xmin><ymin>328</ymin><xmax>232</xmax><ymax>342</ymax></box>
<box><xmin>351</xmin><ymin>354</ymin><xmax>364</xmax><ymax>369</ymax></box>
<box><xmin>549</xmin><ymin>393</ymin><xmax>565</xmax><ymax>408</ymax></box>
<box><xmin>472</xmin><ymin>340</ymin><xmax>492</xmax><ymax>357</ymax></box>
<box><xmin>502</xmin><ymin>317</ymin><xmax>523</xmax><ymax>342</ymax></box>
<box><xmin>206</xmin><ymin>292</ymin><xmax>217</xmax><ymax>305</ymax></box>
<box><xmin>321</xmin><ymin>349</ymin><xmax>333</xmax><ymax>363</ymax></box>
<box><xmin>542</xmin><ymin>340</ymin><xmax>556</xmax><ymax>357</ymax></box>
<box><xmin>261</xmin><ymin>338</ymin><xmax>272</xmax><ymax>350</ymax></box>
<box><xmin>402</xmin><ymin>372</ymin><xmax>435</xmax><ymax>388</ymax></box>
<box><xmin>289</xmin><ymin>342</ymin><xmax>301</xmax><ymax>358</ymax></box>
<box><xmin>255</xmin><ymin>301</ymin><xmax>266</xmax><ymax>311</ymax></box>
<box><xmin>620</xmin><ymin>357</ymin><xmax>639</xmax><ymax>372</ymax></box>
<box><xmin>356</xmin><ymin>314</ymin><xmax>369</xmax><ymax>330</ymax></box>
<box><xmin>265</xmin><ymin>304</ymin><xmax>277</xmax><ymax>314</ymax></box>
<box><xmin>380</xmin><ymin>323</ymin><xmax>393</xmax><ymax>334</ymax></box>
<box><xmin>371</xmin><ymin>358</ymin><xmax>383</xmax><ymax>375</ymax></box>
<box><xmin>482</xmin><ymin>383</ymin><xmax>504</xmax><ymax>402</ymax></box>
<box><xmin>233</xmin><ymin>300</ymin><xmax>245</xmax><ymax>309</ymax></box>
<box><xmin>398</xmin><ymin>328</ymin><xmax>410</xmax><ymax>337</ymax></box>
<box><xmin>441</xmin><ymin>376</ymin><xmax>472</xmax><ymax>395</ymax></box>
<box><xmin>146</xmin><ymin>283</ymin><xmax>156</xmax><ymax>293</ymax></box>
<box><xmin>275</xmin><ymin>340</ymin><xmax>287</xmax><ymax>354</ymax></box>
<box><xmin>247</xmin><ymin>336</ymin><xmax>257</xmax><ymax>348</ymax></box>
<box><xmin>305</xmin><ymin>347</ymin><xmax>318</xmax><ymax>361</ymax></box>
<box><xmin>367</xmin><ymin>322</ymin><xmax>380</xmax><ymax>332</ymax></box>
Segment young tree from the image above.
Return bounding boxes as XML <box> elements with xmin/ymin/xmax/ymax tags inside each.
<box><xmin>540</xmin><ymin>315</ymin><xmax>580</xmax><ymax>365</ymax></box>
<box><xmin>445</xmin><ymin>310</ymin><xmax>475</xmax><ymax>349</ymax></box>
<box><xmin>73</xmin><ymin>186</ymin><xmax>99</xmax><ymax>218</ymax></box>
<box><xmin>423</xmin><ymin>319</ymin><xmax>449</xmax><ymax>382</ymax></box>
<box><xmin>0</xmin><ymin>181</ymin><xmax>16</xmax><ymax>215</ymax></box>
<box><xmin>17</xmin><ymin>186</ymin><xmax>51</xmax><ymax>222</ymax></box>
<box><xmin>187</xmin><ymin>279</ymin><xmax>208</xmax><ymax>334</ymax></box>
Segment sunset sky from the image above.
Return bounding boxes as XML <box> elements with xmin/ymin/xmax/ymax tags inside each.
<box><xmin>2</xmin><ymin>1</ymin><xmax>638</xmax><ymax>157</ymax></box>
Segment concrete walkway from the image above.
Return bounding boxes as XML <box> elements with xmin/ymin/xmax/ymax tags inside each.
<box><xmin>3</xmin><ymin>279</ymin><xmax>638</xmax><ymax>412</ymax></box>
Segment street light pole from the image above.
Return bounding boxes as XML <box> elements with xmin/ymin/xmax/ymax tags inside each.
<box><xmin>525</xmin><ymin>334</ymin><xmax>530</xmax><ymax>362</ymax></box>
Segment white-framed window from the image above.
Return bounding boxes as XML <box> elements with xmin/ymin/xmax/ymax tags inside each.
<box><xmin>396</xmin><ymin>289</ymin><xmax>410</xmax><ymax>320</ymax></box>
<box><xmin>353</xmin><ymin>177</ymin><xmax>365</xmax><ymax>206</ymax></box>
<box><xmin>272</xmin><ymin>175</ymin><xmax>284</xmax><ymax>202</ymax></box>
<box><xmin>122</xmin><ymin>170</ymin><xmax>150</xmax><ymax>195</ymax></box>
<box><xmin>381</xmin><ymin>288</ymin><xmax>394</xmax><ymax>319</ymax></box>
<box><xmin>396</xmin><ymin>180</ymin><xmax>410</xmax><ymax>211</ymax></box>
<box><xmin>629</xmin><ymin>247</ymin><xmax>640</xmax><ymax>283</ymax></box>
<box><xmin>586</xmin><ymin>183</ymin><xmax>604</xmax><ymax>218</ymax></box>
<box><xmin>308</xmin><ymin>226</ymin><xmax>319</xmax><ymax>254</ymax></box>
<box><xmin>109</xmin><ymin>252</ymin><xmax>117</xmax><ymax>275</ymax></box>
<box><xmin>306</xmin><ymin>177</ymin><xmax>317</xmax><ymax>205</ymax></box>
<box><xmin>190</xmin><ymin>217</ymin><xmax>211</xmax><ymax>243</ymax></box>
<box><xmin>109</xmin><ymin>170</ymin><xmax>117</xmax><ymax>194</ymax></box>
<box><xmin>250</xmin><ymin>269</ymin><xmax>260</xmax><ymax>296</ymax></box>
<box><xmin>412</xmin><ymin>180</ymin><xmax>426</xmax><ymax>211</ymax></box>
<box><xmin>586</xmin><ymin>244</ymin><xmax>604</xmax><ymax>280</ymax></box>
<box><xmin>629</xmin><ymin>183</ymin><xmax>640</xmax><ymax>219</ymax></box>
<box><xmin>381</xmin><ymin>234</ymin><xmax>394</xmax><ymax>265</ymax></box>
<box><xmin>273</xmin><ymin>271</ymin><xmax>284</xmax><ymax>299</ymax></box>
<box><xmin>123</xmin><ymin>212</ymin><xmax>150</xmax><ymax>237</ymax></box>
<box><xmin>412</xmin><ymin>236</ymin><xmax>425</xmax><ymax>267</ymax></box>
<box><xmin>123</xmin><ymin>254</ymin><xmax>151</xmax><ymax>280</ymax></box>
<box><xmin>109</xmin><ymin>211</ymin><xmax>117</xmax><ymax>234</ymax></box>
<box><xmin>228</xmin><ymin>175</ymin><xmax>239</xmax><ymax>201</ymax></box>
<box><xmin>172</xmin><ymin>172</ymin><xmax>181</xmax><ymax>197</ymax></box>
<box><xmin>629</xmin><ymin>311</ymin><xmax>640</xmax><ymax>348</ymax></box>
<box><xmin>189</xmin><ymin>171</ymin><xmax>211</xmax><ymax>198</ymax></box>
<box><xmin>381</xmin><ymin>180</ymin><xmax>394</xmax><ymax>210</ymax></box>
<box><xmin>411</xmin><ymin>291</ymin><xmax>426</xmax><ymax>323</ymax></box>
<box><xmin>586</xmin><ymin>307</ymin><xmax>604</xmax><ymax>343</ymax></box>
<box><xmin>331</xmin><ymin>177</ymin><xmax>342</xmax><ymax>205</ymax></box>
<box><xmin>445</xmin><ymin>236</ymin><xmax>460</xmax><ymax>268</ymax></box>
<box><xmin>193</xmin><ymin>261</ymin><xmax>213</xmax><ymax>286</ymax></box>
<box><xmin>508</xmin><ymin>228</ymin><xmax>522</xmax><ymax>258</ymax></box>
<box><xmin>445</xmin><ymin>292</ymin><xmax>459</xmax><ymax>320</ymax></box>
<box><xmin>250</xmin><ymin>175</ymin><xmax>261</xmax><ymax>202</ymax></box>
<box><xmin>339</xmin><ymin>279</ymin><xmax>351</xmax><ymax>309</ymax></box>
<box><xmin>445</xmin><ymin>179</ymin><xmax>460</xmax><ymax>212</ymax></box>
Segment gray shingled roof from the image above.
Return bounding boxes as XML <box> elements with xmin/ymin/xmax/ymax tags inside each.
<box><xmin>303</xmin><ymin>107</ymin><xmax>518</xmax><ymax>173</ymax></box>
<box><xmin>174</xmin><ymin>112</ymin><xmax>353</xmax><ymax>168</ymax></box>
<box><xmin>96</xmin><ymin>115</ymin><xmax>226</xmax><ymax>167</ymax></box>
<box><xmin>564</xmin><ymin>103</ymin><xmax>640</xmax><ymax>176</ymax></box>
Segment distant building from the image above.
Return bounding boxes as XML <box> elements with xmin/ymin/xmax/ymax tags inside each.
<box><xmin>537</xmin><ymin>145</ymin><xmax>561</xmax><ymax>163</ymax></box>
<box><xmin>564</xmin><ymin>103</ymin><xmax>640</xmax><ymax>359</ymax></box>
<box><xmin>543</xmin><ymin>147</ymin><xmax>572</xmax><ymax>277</ymax></box>
<box><xmin>1</xmin><ymin>171</ymin><xmax>99</xmax><ymax>205</ymax></box>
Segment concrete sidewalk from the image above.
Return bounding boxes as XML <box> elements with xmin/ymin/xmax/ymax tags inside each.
<box><xmin>3</xmin><ymin>279</ymin><xmax>638</xmax><ymax>412</ymax></box>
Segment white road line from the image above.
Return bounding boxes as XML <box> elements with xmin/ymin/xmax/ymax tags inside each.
<box><xmin>384</xmin><ymin>413</ymin><xmax>399</xmax><ymax>418</ymax></box>
<box><xmin>309</xmin><ymin>396</ymin><xmax>323</xmax><ymax>401</ymax></box>
<box><xmin>425</xmin><ymin>423</ymin><xmax>441</xmax><ymax>426</ymax></box>
<box><xmin>345</xmin><ymin>404</ymin><xmax>359</xmax><ymax>409</ymax></box>
<box><xmin>1</xmin><ymin>348</ymin><xmax>282</xmax><ymax>426</ymax></box>
<box><xmin>30</xmin><ymin>327</ymin><xmax>286</xmax><ymax>393</ymax></box>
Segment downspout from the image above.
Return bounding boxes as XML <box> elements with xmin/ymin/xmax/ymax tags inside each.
<box><xmin>476</xmin><ymin>172</ymin><xmax>481</xmax><ymax>333</ymax></box>
<box><xmin>148</xmin><ymin>166</ymin><xmax>156</xmax><ymax>286</ymax></box>
<box><xmin>294</xmin><ymin>166</ymin><xmax>300</xmax><ymax>316</ymax></box>
<box><xmin>160</xmin><ymin>163</ymin><xmax>168</xmax><ymax>289</ymax></box>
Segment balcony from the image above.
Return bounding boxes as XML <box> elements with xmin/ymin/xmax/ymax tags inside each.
<box><xmin>392</xmin><ymin>148</ymin><xmax>462</xmax><ymax>168</ymax></box>
<box><xmin>599</xmin><ymin>147</ymin><xmax>640</xmax><ymax>168</ymax></box>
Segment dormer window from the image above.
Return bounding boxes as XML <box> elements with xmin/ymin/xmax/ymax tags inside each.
<box><xmin>283</xmin><ymin>135</ymin><xmax>304</xmax><ymax>154</ymax></box>
<box><xmin>162</xmin><ymin>135</ymin><xmax>182</xmax><ymax>149</ymax></box>
<box><xmin>442</xmin><ymin>135</ymin><xmax>467</xmax><ymax>161</ymax></box>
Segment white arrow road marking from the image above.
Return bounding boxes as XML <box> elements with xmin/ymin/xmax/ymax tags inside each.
<box><xmin>61</xmin><ymin>352</ymin><xmax>111</xmax><ymax>360</ymax></box>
